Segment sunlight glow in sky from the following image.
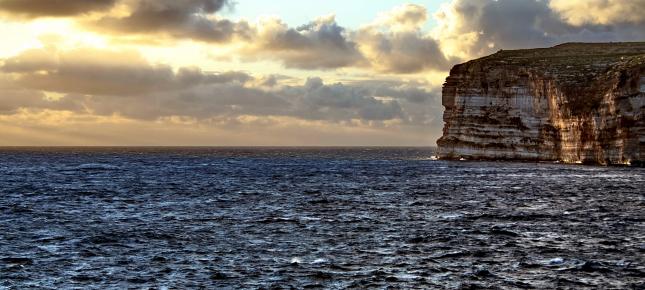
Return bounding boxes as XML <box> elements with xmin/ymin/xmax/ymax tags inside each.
<box><xmin>0</xmin><ymin>0</ymin><xmax>642</xmax><ymax>146</ymax></box>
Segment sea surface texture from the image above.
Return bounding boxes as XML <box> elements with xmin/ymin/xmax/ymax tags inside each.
<box><xmin>0</xmin><ymin>147</ymin><xmax>643</xmax><ymax>289</ymax></box>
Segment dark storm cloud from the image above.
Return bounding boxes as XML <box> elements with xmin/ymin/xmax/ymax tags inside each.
<box><xmin>92</xmin><ymin>0</ymin><xmax>250</xmax><ymax>43</ymax></box>
<box><xmin>0</xmin><ymin>0</ymin><xmax>116</xmax><ymax>17</ymax></box>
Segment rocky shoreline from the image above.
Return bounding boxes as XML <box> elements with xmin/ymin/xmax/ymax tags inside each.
<box><xmin>438</xmin><ymin>156</ymin><xmax>644</xmax><ymax>167</ymax></box>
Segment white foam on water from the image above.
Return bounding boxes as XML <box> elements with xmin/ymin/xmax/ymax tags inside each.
<box><xmin>290</xmin><ymin>257</ymin><xmax>302</xmax><ymax>264</ymax></box>
<box><xmin>548</xmin><ymin>257</ymin><xmax>564</xmax><ymax>265</ymax></box>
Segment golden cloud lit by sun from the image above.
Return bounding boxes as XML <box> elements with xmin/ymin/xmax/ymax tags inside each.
<box><xmin>0</xmin><ymin>0</ymin><xmax>642</xmax><ymax>145</ymax></box>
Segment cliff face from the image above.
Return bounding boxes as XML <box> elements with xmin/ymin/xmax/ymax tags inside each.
<box><xmin>437</xmin><ymin>43</ymin><xmax>645</xmax><ymax>165</ymax></box>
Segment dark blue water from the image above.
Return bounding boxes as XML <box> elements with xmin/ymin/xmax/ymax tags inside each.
<box><xmin>0</xmin><ymin>147</ymin><xmax>643</xmax><ymax>289</ymax></box>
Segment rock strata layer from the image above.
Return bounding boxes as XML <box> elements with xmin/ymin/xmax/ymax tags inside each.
<box><xmin>437</xmin><ymin>43</ymin><xmax>645</xmax><ymax>165</ymax></box>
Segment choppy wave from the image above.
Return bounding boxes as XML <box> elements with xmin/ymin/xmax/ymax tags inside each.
<box><xmin>0</xmin><ymin>147</ymin><xmax>643</xmax><ymax>289</ymax></box>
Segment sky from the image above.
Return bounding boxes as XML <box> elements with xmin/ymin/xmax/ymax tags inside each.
<box><xmin>0</xmin><ymin>0</ymin><xmax>643</xmax><ymax>146</ymax></box>
<box><xmin>230</xmin><ymin>0</ymin><xmax>442</xmax><ymax>28</ymax></box>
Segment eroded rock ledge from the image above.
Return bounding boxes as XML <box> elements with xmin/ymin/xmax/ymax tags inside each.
<box><xmin>437</xmin><ymin>42</ymin><xmax>644</xmax><ymax>165</ymax></box>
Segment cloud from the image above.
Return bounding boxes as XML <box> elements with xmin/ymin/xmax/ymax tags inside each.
<box><xmin>3</xmin><ymin>48</ymin><xmax>175</xmax><ymax>96</ymax></box>
<box><xmin>280</xmin><ymin>77</ymin><xmax>405</xmax><ymax>121</ymax></box>
<box><xmin>0</xmin><ymin>40</ymin><xmax>446</xmax><ymax>146</ymax></box>
<box><xmin>340</xmin><ymin>79</ymin><xmax>444</xmax><ymax>128</ymax></box>
<box><xmin>550</xmin><ymin>0</ymin><xmax>645</xmax><ymax>26</ymax></box>
<box><xmin>83</xmin><ymin>76</ymin><xmax>413</xmax><ymax>123</ymax></box>
<box><xmin>434</xmin><ymin>0</ymin><xmax>645</xmax><ymax>59</ymax></box>
<box><xmin>364</xmin><ymin>80</ymin><xmax>439</xmax><ymax>104</ymax></box>
<box><xmin>256</xmin><ymin>74</ymin><xmax>295</xmax><ymax>88</ymax></box>
<box><xmin>0</xmin><ymin>111</ymin><xmax>435</xmax><ymax>146</ymax></box>
<box><xmin>0</xmin><ymin>89</ymin><xmax>82</xmax><ymax>114</ymax></box>
<box><xmin>434</xmin><ymin>0</ymin><xmax>568</xmax><ymax>58</ymax></box>
<box><xmin>242</xmin><ymin>5</ymin><xmax>453</xmax><ymax>73</ymax></box>
<box><xmin>80</xmin><ymin>78</ymin><xmax>418</xmax><ymax>123</ymax></box>
<box><xmin>0</xmin><ymin>46</ymin><xmax>439</xmax><ymax>125</ymax></box>
<box><xmin>1</xmin><ymin>47</ymin><xmax>252</xmax><ymax>96</ymax></box>
<box><xmin>245</xmin><ymin>16</ymin><xmax>364</xmax><ymax>70</ymax></box>
<box><xmin>0</xmin><ymin>48</ymin><xmax>287</xmax><ymax>120</ymax></box>
<box><xmin>91</xmin><ymin>0</ymin><xmax>251</xmax><ymax>43</ymax></box>
<box><xmin>80</xmin><ymin>83</ymin><xmax>289</xmax><ymax>121</ymax></box>
<box><xmin>372</xmin><ymin>4</ymin><xmax>429</xmax><ymax>32</ymax></box>
<box><xmin>0</xmin><ymin>3</ymin><xmax>451</xmax><ymax>73</ymax></box>
<box><xmin>355</xmin><ymin>29</ymin><xmax>451</xmax><ymax>73</ymax></box>
<box><xmin>0</xmin><ymin>73</ymin><xmax>86</xmax><ymax>114</ymax></box>
<box><xmin>353</xmin><ymin>4</ymin><xmax>454</xmax><ymax>73</ymax></box>
<box><xmin>2</xmin><ymin>0</ymin><xmax>644</xmax><ymax>146</ymax></box>
<box><xmin>0</xmin><ymin>0</ymin><xmax>116</xmax><ymax>18</ymax></box>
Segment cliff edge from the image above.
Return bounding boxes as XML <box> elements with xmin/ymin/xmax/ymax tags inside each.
<box><xmin>437</xmin><ymin>42</ymin><xmax>645</xmax><ymax>165</ymax></box>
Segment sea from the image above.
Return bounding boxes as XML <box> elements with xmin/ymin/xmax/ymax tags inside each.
<box><xmin>0</xmin><ymin>147</ymin><xmax>643</xmax><ymax>289</ymax></box>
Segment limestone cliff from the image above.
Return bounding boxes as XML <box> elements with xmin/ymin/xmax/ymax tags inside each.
<box><xmin>437</xmin><ymin>43</ymin><xmax>645</xmax><ymax>165</ymax></box>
